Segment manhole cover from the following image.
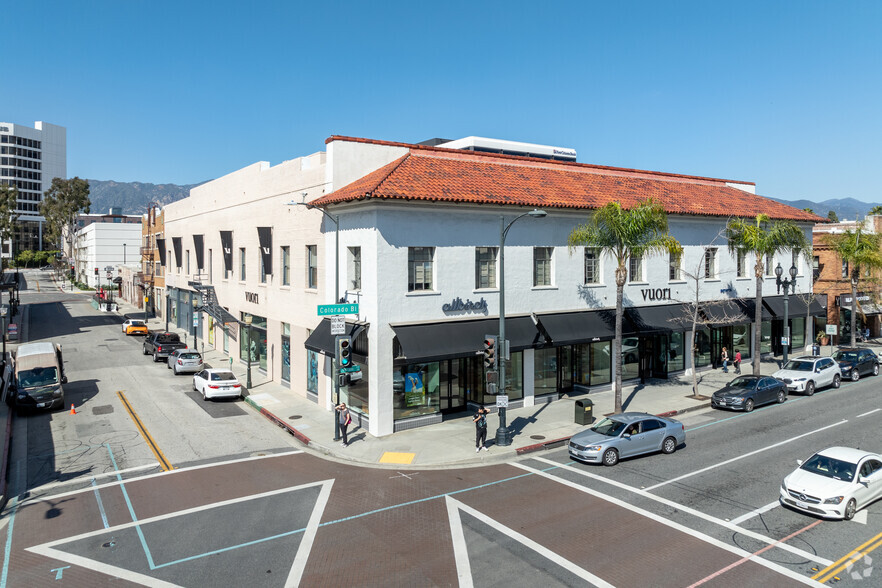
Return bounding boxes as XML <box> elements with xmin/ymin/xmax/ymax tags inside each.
<box><xmin>289</xmin><ymin>415</ymin><xmax>302</xmax><ymax>420</ymax></box>
<box><xmin>92</xmin><ymin>405</ymin><xmax>114</xmax><ymax>415</ymax></box>
<box><xmin>530</xmin><ymin>435</ymin><xmax>546</xmax><ymax>440</ymax></box>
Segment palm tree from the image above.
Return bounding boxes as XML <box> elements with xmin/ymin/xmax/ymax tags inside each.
<box><xmin>568</xmin><ymin>199</ymin><xmax>681</xmax><ymax>413</ymax></box>
<box><xmin>869</xmin><ymin>205</ymin><xmax>882</xmax><ymax>216</ymax></box>
<box><xmin>823</xmin><ymin>226</ymin><xmax>882</xmax><ymax>347</ymax></box>
<box><xmin>726</xmin><ymin>214</ymin><xmax>809</xmax><ymax>375</ymax></box>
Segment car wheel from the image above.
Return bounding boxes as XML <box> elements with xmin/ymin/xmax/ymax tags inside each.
<box><xmin>805</xmin><ymin>381</ymin><xmax>815</xmax><ymax>396</ymax></box>
<box><xmin>874</xmin><ymin>364</ymin><xmax>880</xmax><ymax>376</ymax></box>
<box><xmin>661</xmin><ymin>437</ymin><xmax>677</xmax><ymax>454</ymax></box>
<box><xmin>173</xmin><ymin>366</ymin><xmax>178</xmax><ymax>376</ymax></box>
<box><xmin>143</xmin><ymin>346</ymin><xmax>148</xmax><ymax>355</ymax></box>
<box><xmin>777</xmin><ymin>390</ymin><xmax>786</xmax><ymax>404</ymax></box>
<box><xmin>602</xmin><ymin>448</ymin><xmax>619</xmax><ymax>466</ymax></box>
<box><xmin>153</xmin><ymin>353</ymin><xmax>159</xmax><ymax>362</ymax></box>
<box><xmin>832</xmin><ymin>374</ymin><xmax>841</xmax><ymax>389</ymax></box>
<box><xmin>844</xmin><ymin>498</ymin><xmax>857</xmax><ymax>521</ymax></box>
<box><xmin>202</xmin><ymin>389</ymin><xmax>207</xmax><ymax>401</ymax></box>
<box><xmin>744</xmin><ymin>399</ymin><xmax>755</xmax><ymax>412</ymax></box>
<box><xmin>851</xmin><ymin>370</ymin><xmax>860</xmax><ymax>382</ymax></box>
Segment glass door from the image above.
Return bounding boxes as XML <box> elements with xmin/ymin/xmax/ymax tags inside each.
<box><xmin>652</xmin><ymin>335</ymin><xmax>669</xmax><ymax>378</ymax></box>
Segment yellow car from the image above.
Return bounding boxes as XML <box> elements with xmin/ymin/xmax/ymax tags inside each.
<box><xmin>122</xmin><ymin>319</ymin><xmax>149</xmax><ymax>336</ymax></box>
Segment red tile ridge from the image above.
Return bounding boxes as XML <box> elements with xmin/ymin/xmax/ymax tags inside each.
<box><xmin>325</xmin><ymin>135</ymin><xmax>756</xmax><ymax>187</ymax></box>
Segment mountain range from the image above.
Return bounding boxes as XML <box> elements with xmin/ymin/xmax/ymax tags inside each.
<box><xmin>84</xmin><ymin>179</ymin><xmax>881</xmax><ymax>223</ymax></box>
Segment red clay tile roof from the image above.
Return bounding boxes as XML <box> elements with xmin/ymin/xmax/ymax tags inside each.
<box><xmin>314</xmin><ymin>137</ymin><xmax>823</xmax><ymax>223</ymax></box>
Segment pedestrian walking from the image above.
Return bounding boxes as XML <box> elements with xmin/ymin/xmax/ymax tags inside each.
<box><xmin>336</xmin><ymin>403</ymin><xmax>352</xmax><ymax>447</ymax></box>
<box><xmin>473</xmin><ymin>407</ymin><xmax>489</xmax><ymax>452</ymax></box>
<box><xmin>721</xmin><ymin>346</ymin><xmax>729</xmax><ymax>373</ymax></box>
<box><xmin>734</xmin><ymin>350</ymin><xmax>742</xmax><ymax>374</ymax></box>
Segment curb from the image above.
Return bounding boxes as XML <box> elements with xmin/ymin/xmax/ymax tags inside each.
<box><xmin>0</xmin><ymin>405</ymin><xmax>12</xmax><ymax>511</ymax></box>
<box><xmin>244</xmin><ymin>396</ymin><xmax>312</xmax><ymax>446</ymax></box>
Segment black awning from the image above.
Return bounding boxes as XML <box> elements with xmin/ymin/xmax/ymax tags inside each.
<box><xmin>763</xmin><ymin>295</ymin><xmax>827</xmax><ymax>318</ymax></box>
<box><xmin>305</xmin><ymin>319</ymin><xmax>368</xmax><ymax>355</ymax></box>
<box><xmin>155</xmin><ymin>238</ymin><xmax>166</xmax><ymax>266</ymax></box>
<box><xmin>624</xmin><ymin>304</ymin><xmax>691</xmax><ymax>333</ymax></box>
<box><xmin>257</xmin><ymin>227</ymin><xmax>272</xmax><ymax>275</ymax></box>
<box><xmin>699</xmin><ymin>298</ymin><xmax>763</xmax><ymax>325</ymax></box>
<box><xmin>537</xmin><ymin>310</ymin><xmax>619</xmax><ymax>345</ymax></box>
<box><xmin>220</xmin><ymin>231</ymin><xmax>233</xmax><ymax>272</ymax></box>
<box><xmin>391</xmin><ymin>316</ymin><xmax>542</xmax><ymax>363</ymax></box>
<box><xmin>171</xmin><ymin>237</ymin><xmax>182</xmax><ymax>268</ymax></box>
<box><xmin>193</xmin><ymin>235</ymin><xmax>204</xmax><ymax>271</ymax></box>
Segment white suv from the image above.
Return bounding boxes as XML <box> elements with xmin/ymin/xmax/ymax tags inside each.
<box><xmin>772</xmin><ymin>356</ymin><xmax>841</xmax><ymax>396</ymax></box>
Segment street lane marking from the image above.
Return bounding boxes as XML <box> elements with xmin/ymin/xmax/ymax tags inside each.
<box><xmin>21</xmin><ymin>449</ymin><xmax>303</xmax><ymax>505</ymax></box>
<box><xmin>531</xmin><ymin>456</ymin><xmax>833</xmax><ymax>567</ymax></box>
<box><xmin>446</xmin><ymin>495</ymin><xmax>614</xmax><ymax>588</ymax></box>
<box><xmin>644</xmin><ymin>419</ymin><xmax>848</xmax><ymax>491</ymax></box>
<box><xmin>379</xmin><ymin>452</ymin><xmax>415</xmax><ymax>464</ymax></box>
<box><xmin>116</xmin><ymin>391</ymin><xmax>172</xmax><ymax>471</ymax></box>
<box><xmin>856</xmin><ymin>408</ymin><xmax>881</xmax><ymax>418</ymax></box>
<box><xmin>29</xmin><ymin>464</ymin><xmax>158</xmax><ymax>494</ymax></box>
<box><xmin>729</xmin><ymin>500</ymin><xmax>780</xmax><ymax>526</ymax></box>
<box><xmin>516</xmin><ymin>462</ymin><xmax>818</xmax><ymax>585</ymax></box>
<box><xmin>813</xmin><ymin>529</ymin><xmax>882</xmax><ymax>583</ymax></box>
<box><xmin>446</xmin><ymin>495</ymin><xmax>474</xmax><ymax>588</ymax></box>
<box><xmin>687</xmin><ymin>520</ymin><xmax>822</xmax><ymax>587</ymax></box>
<box><xmin>90</xmin><ymin>479</ymin><xmax>109</xmax><ymax>529</ymax></box>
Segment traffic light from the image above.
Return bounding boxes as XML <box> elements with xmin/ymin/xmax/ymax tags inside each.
<box><xmin>94</xmin><ymin>268</ymin><xmax>99</xmax><ymax>276</ymax></box>
<box><xmin>483</xmin><ymin>335</ymin><xmax>497</xmax><ymax>369</ymax></box>
<box><xmin>335</xmin><ymin>335</ymin><xmax>352</xmax><ymax>368</ymax></box>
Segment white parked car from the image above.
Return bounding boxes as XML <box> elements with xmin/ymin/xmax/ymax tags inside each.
<box><xmin>167</xmin><ymin>349</ymin><xmax>204</xmax><ymax>375</ymax></box>
<box><xmin>192</xmin><ymin>369</ymin><xmax>243</xmax><ymax>401</ymax></box>
<box><xmin>772</xmin><ymin>356</ymin><xmax>841</xmax><ymax>396</ymax></box>
<box><xmin>780</xmin><ymin>447</ymin><xmax>882</xmax><ymax>520</ymax></box>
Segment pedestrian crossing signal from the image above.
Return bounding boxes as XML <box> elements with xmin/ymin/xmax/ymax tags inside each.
<box><xmin>483</xmin><ymin>335</ymin><xmax>497</xmax><ymax>369</ymax></box>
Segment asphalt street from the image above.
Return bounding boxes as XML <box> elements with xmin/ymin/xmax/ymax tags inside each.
<box><xmin>0</xmin><ymin>268</ymin><xmax>880</xmax><ymax>586</ymax></box>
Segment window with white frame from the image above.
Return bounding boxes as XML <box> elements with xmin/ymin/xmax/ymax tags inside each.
<box><xmin>208</xmin><ymin>249</ymin><xmax>213</xmax><ymax>283</ymax></box>
<box><xmin>669</xmin><ymin>251</ymin><xmax>682</xmax><ymax>281</ymax></box>
<box><xmin>281</xmin><ymin>246</ymin><xmax>290</xmax><ymax>286</ymax></box>
<box><xmin>186</xmin><ymin>250</ymin><xmax>190</xmax><ymax>275</ymax></box>
<box><xmin>475</xmin><ymin>247</ymin><xmax>497</xmax><ymax>289</ymax></box>
<box><xmin>791</xmin><ymin>250</ymin><xmax>800</xmax><ymax>275</ymax></box>
<box><xmin>348</xmin><ymin>246</ymin><xmax>361</xmax><ymax>291</ymax></box>
<box><xmin>585</xmin><ymin>248</ymin><xmax>600</xmax><ymax>284</ymax></box>
<box><xmin>408</xmin><ymin>247</ymin><xmax>434</xmax><ymax>291</ymax></box>
<box><xmin>704</xmin><ymin>248</ymin><xmax>717</xmax><ymax>279</ymax></box>
<box><xmin>765</xmin><ymin>254</ymin><xmax>774</xmax><ymax>276</ymax></box>
<box><xmin>629</xmin><ymin>255</ymin><xmax>643</xmax><ymax>282</ymax></box>
<box><xmin>533</xmin><ymin>247</ymin><xmax>553</xmax><ymax>286</ymax></box>
<box><xmin>736</xmin><ymin>250</ymin><xmax>746</xmax><ymax>278</ymax></box>
<box><xmin>307</xmin><ymin>245</ymin><xmax>318</xmax><ymax>289</ymax></box>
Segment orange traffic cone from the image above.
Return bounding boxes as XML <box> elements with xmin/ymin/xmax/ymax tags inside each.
<box><xmin>70</xmin><ymin>404</ymin><xmax>76</xmax><ymax>415</ymax></box>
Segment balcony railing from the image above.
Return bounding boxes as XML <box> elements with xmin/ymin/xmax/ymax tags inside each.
<box><xmin>140</xmin><ymin>247</ymin><xmax>154</xmax><ymax>257</ymax></box>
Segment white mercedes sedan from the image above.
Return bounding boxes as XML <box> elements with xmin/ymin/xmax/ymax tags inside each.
<box><xmin>780</xmin><ymin>447</ymin><xmax>882</xmax><ymax>520</ymax></box>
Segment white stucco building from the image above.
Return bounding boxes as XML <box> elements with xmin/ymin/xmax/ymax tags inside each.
<box><xmin>163</xmin><ymin>135</ymin><xmax>824</xmax><ymax>437</ymax></box>
<box><xmin>0</xmin><ymin>120</ymin><xmax>66</xmax><ymax>253</ymax></box>
<box><xmin>74</xmin><ymin>222</ymin><xmax>143</xmax><ymax>289</ymax></box>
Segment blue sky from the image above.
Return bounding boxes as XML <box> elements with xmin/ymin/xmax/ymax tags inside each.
<box><xmin>6</xmin><ymin>1</ymin><xmax>881</xmax><ymax>203</ymax></box>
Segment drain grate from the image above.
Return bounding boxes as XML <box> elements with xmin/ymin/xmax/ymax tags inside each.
<box><xmin>530</xmin><ymin>435</ymin><xmax>546</xmax><ymax>440</ymax></box>
<box><xmin>289</xmin><ymin>415</ymin><xmax>302</xmax><ymax>420</ymax></box>
<box><xmin>92</xmin><ymin>405</ymin><xmax>114</xmax><ymax>415</ymax></box>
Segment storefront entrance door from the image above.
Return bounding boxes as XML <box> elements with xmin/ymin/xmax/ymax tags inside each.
<box><xmin>652</xmin><ymin>335</ymin><xmax>669</xmax><ymax>378</ymax></box>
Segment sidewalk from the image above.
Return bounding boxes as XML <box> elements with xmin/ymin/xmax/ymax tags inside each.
<box><xmin>69</xmin><ymin>278</ymin><xmax>882</xmax><ymax>469</ymax></box>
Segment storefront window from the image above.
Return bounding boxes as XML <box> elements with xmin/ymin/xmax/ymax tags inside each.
<box><xmin>393</xmin><ymin>363</ymin><xmax>441</xmax><ymax>420</ymax></box>
<box><xmin>732</xmin><ymin>324</ymin><xmax>750</xmax><ymax>360</ymax></box>
<box><xmin>505</xmin><ymin>352</ymin><xmax>523</xmax><ymax>401</ymax></box>
<box><xmin>621</xmin><ymin>336</ymin><xmax>639</xmax><ymax>380</ymax></box>
<box><xmin>694</xmin><ymin>328</ymin><xmax>711</xmax><ymax>368</ymax></box>
<box><xmin>281</xmin><ymin>323</ymin><xmax>291</xmax><ymax>382</ymax></box>
<box><xmin>573</xmin><ymin>343</ymin><xmax>591</xmax><ymax>387</ymax></box>
<box><xmin>341</xmin><ymin>358</ymin><xmax>369</xmax><ymax>415</ymax></box>
<box><xmin>668</xmin><ymin>332</ymin><xmax>685</xmax><ymax>372</ymax></box>
<box><xmin>240</xmin><ymin>313</ymin><xmax>268</xmax><ymax>371</ymax></box>
<box><xmin>453</xmin><ymin>356</ymin><xmax>484</xmax><ymax>405</ymax></box>
<box><xmin>589</xmin><ymin>341</ymin><xmax>611</xmax><ymax>385</ymax></box>
<box><xmin>761</xmin><ymin>321</ymin><xmax>772</xmax><ymax>354</ymax></box>
<box><xmin>791</xmin><ymin>317</ymin><xmax>805</xmax><ymax>350</ymax></box>
<box><xmin>534</xmin><ymin>347</ymin><xmax>557</xmax><ymax>396</ymax></box>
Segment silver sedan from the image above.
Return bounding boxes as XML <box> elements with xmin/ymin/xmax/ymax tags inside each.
<box><xmin>568</xmin><ymin>412</ymin><xmax>686</xmax><ymax>466</ymax></box>
<box><xmin>167</xmin><ymin>349</ymin><xmax>204</xmax><ymax>375</ymax></box>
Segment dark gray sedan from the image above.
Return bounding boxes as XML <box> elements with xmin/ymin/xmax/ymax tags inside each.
<box><xmin>711</xmin><ymin>375</ymin><xmax>787</xmax><ymax>412</ymax></box>
<box><xmin>568</xmin><ymin>412</ymin><xmax>686</xmax><ymax>466</ymax></box>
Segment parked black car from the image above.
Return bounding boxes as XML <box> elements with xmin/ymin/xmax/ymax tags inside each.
<box><xmin>833</xmin><ymin>348</ymin><xmax>880</xmax><ymax>381</ymax></box>
<box><xmin>143</xmin><ymin>332</ymin><xmax>188</xmax><ymax>362</ymax></box>
<box><xmin>711</xmin><ymin>375</ymin><xmax>787</xmax><ymax>412</ymax></box>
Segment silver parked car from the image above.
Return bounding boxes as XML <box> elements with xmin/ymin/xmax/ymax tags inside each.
<box><xmin>167</xmin><ymin>349</ymin><xmax>204</xmax><ymax>375</ymax></box>
<box><xmin>772</xmin><ymin>356</ymin><xmax>841</xmax><ymax>396</ymax></box>
<box><xmin>568</xmin><ymin>412</ymin><xmax>686</xmax><ymax>466</ymax></box>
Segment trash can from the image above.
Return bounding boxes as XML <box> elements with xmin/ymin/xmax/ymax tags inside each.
<box><xmin>812</xmin><ymin>344</ymin><xmax>820</xmax><ymax>356</ymax></box>
<box><xmin>574</xmin><ymin>398</ymin><xmax>594</xmax><ymax>425</ymax></box>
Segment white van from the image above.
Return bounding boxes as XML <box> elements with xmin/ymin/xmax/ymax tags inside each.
<box><xmin>12</xmin><ymin>342</ymin><xmax>67</xmax><ymax>411</ymax></box>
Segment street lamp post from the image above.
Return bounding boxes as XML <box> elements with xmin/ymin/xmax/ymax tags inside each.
<box><xmin>123</xmin><ymin>243</ymin><xmax>126</xmax><ymax>265</ymax></box>
<box><xmin>775</xmin><ymin>263</ymin><xmax>799</xmax><ymax>364</ymax></box>
<box><xmin>288</xmin><ymin>195</ymin><xmax>342</xmax><ymax>441</ymax></box>
<box><xmin>496</xmin><ymin>209</ymin><xmax>546</xmax><ymax>447</ymax></box>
